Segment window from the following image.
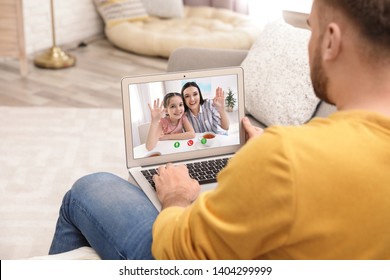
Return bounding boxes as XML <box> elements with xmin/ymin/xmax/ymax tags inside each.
<box><xmin>248</xmin><ymin>0</ymin><xmax>311</xmax><ymax>26</ymax></box>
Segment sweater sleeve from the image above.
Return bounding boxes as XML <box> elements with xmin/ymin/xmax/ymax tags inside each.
<box><xmin>152</xmin><ymin>128</ymin><xmax>296</xmax><ymax>259</ymax></box>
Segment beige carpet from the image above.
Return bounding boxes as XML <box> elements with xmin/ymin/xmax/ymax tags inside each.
<box><xmin>0</xmin><ymin>106</ymin><xmax>129</xmax><ymax>259</ymax></box>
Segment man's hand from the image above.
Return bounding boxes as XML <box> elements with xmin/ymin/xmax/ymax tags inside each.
<box><xmin>242</xmin><ymin>117</ymin><xmax>264</xmax><ymax>141</ymax></box>
<box><xmin>153</xmin><ymin>163</ymin><xmax>201</xmax><ymax>210</ymax></box>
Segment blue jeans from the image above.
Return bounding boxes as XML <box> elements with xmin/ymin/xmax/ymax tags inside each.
<box><xmin>49</xmin><ymin>172</ymin><xmax>158</xmax><ymax>259</ymax></box>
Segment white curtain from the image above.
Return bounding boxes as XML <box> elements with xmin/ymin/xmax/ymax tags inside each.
<box><xmin>130</xmin><ymin>83</ymin><xmax>164</xmax><ymax>146</ymax></box>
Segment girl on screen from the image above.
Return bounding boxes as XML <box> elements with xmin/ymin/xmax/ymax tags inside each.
<box><xmin>181</xmin><ymin>81</ymin><xmax>229</xmax><ymax>135</ymax></box>
<box><xmin>146</xmin><ymin>92</ymin><xmax>195</xmax><ymax>151</ymax></box>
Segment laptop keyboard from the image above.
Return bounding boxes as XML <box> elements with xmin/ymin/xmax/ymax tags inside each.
<box><xmin>141</xmin><ymin>157</ymin><xmax>230</xmax><ymax>190</ymax></box>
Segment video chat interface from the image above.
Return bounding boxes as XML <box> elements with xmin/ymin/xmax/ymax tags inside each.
<box><xmin>128</xmin><ymin>74</ymin><xmax>240</xmax><ymax>159</ymax></box>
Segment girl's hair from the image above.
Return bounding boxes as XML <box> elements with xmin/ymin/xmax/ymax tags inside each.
<box><xmin>163</xmin><ymin>92</ymin><xmax>182</xmax><ymax>108</ymax></box>
<box><xmin>181</xmin><ymin>81</ymin><xmax>205</xmax><ymax>112</ymax></box>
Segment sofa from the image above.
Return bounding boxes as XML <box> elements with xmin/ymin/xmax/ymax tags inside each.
<box><xmin>166</xmin><ymin>13</ymin><xmax>337</xmax><ymax>128</ymax></box>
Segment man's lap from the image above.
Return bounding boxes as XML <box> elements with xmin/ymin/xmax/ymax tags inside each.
<box><xmin>49</xmin><ymin>172</ymin><xmax>158</xmax><ymax>259</ymax></box>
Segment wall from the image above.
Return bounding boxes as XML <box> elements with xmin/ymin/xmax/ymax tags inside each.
<box><xmin>23</xmin><ymin>0</ymin><xmax>104</xmax><ymax>55</ymax></box>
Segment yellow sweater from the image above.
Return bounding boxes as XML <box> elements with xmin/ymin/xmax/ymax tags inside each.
<box><xmin>152</xmin><ymin>111</ymin><xmax>390</xmax><ymax>259</ymax></box>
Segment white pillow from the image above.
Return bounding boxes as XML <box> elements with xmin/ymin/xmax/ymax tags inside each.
<box><xmin>241</xmin><ymin>19</ymin><xmax>320</xmax><ymax>126</ymax></box>
<box><xmin>141</xmin><ymin>0</ymin><xmax>184</xmax><ymax>18</ymax></box>
<box><xmin>93</xmin><ymin>0</ymin><xmax>148</xmax><ymax>27</ymax></box>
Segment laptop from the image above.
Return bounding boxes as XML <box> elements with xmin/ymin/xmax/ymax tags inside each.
<box><xmin>121</xmin><ymin>67</ymin><xmax>245</xmax><ymax>211</ymax></box>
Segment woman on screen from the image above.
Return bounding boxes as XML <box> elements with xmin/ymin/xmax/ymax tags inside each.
<box><xmin>146</xmin><ymin>92</ymin><xmax>195</xmax><ymax>151</ymax></box>
<box><xmin>181</xmin><ymin>81</ymin><xmax>229</xmax><ymax>135</ymax></box>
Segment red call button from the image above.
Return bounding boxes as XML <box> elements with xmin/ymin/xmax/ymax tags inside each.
<box><xmin>187</xmin><ymin>140</ymin><xmax>194</xmax><ymax>146</ymax></box>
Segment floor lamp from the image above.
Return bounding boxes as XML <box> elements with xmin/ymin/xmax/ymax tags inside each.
<box><xmin>34</xmin><ymin>0</ymin><xmax>76</xmax><ymax>69</ymax></box>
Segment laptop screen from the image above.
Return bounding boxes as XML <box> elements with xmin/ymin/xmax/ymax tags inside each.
<box><xmin>122</xmin><ymin>67</ymin><xmax>245</xmax><ymax>168</ymax></box>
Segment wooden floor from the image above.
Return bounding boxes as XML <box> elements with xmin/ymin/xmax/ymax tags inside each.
<box><xmin>0</xmin><ymin>38</ymin><xmax>168</xmax><ymax>108</ymax></box>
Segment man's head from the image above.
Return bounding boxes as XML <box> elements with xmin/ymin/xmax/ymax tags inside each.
<box><xmin>307</xmin><ymin>0</ymin><xmax>390</xmax><ymax>104</ymax></box>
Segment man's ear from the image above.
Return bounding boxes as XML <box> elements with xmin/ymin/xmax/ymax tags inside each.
<box><xmin>322</xmin><ymin>22</ymin><xmax>342</xmax><ymax>61</ymax></box>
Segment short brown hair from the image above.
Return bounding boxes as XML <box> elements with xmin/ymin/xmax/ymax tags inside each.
<box><xmin>321</xmin><ymin>0</ymin><xmax>390</xmax><ymax>54</ymax></box>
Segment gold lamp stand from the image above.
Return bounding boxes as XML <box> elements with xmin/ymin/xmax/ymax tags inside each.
<box><xmin>34</xmin><ymin>0</ymin><xmax>76</xmax><ymax>69</ymax></box>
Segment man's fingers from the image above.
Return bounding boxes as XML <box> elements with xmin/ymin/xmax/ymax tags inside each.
<box><xmin>242</xmin><ymin>117</ymin><xmax>264</xmax><ymax>140</ymax></box>
<box><xmin>242</xmin><ymin>117</ymin><xmax>253</xmax><ymax>132</ymax></box>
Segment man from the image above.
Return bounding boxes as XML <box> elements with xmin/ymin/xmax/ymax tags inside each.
<box><xmin>49</xmin><ymin>0</ymin><xmax>390</xmax><ymax>259</ymax></box>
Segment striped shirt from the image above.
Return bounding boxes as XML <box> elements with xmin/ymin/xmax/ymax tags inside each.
<box><xmin>185</xmin><ymin>99</ymin><xmax>227</xmax><ymax>135</ymax></box>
